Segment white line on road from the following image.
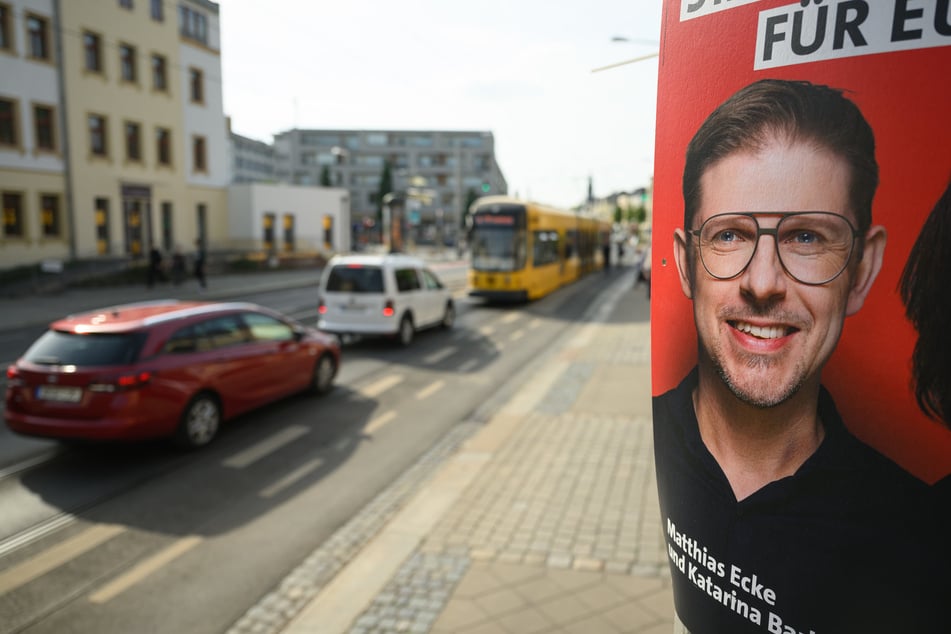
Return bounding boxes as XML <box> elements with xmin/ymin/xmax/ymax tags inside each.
<box><xmin>415</xmin><ymin>380</ymin><xmax>445</xmax><ymax>400</ymax></box>
<box><xmin>222</xmin><ymin>425</ymin><xmax>310</xmax><ymax>469</ymax></box>
<box><xmin>500</xmin><ymin>312</ymin><xmax>520</xmax><ymax>324</ymax></box>
<box><xmin>423</xmin><ymin>347</ymin><xmax>456</xmax><ymax>365</ymax></box>
<box><xmin>509</xmin><ymin>329</ymin><xmax>525</xmax><ymax>342</ymax></box>
<box><xmin>364</xmin><ymin>410</ymin><xmax>397</xmax><ymax>435</ymax></box>
<box><xmin>456</xmin><ymin>359</ymin><xmax>478</xmax><ymax>373</ymax></box>
<box><xmin>0</xmin><ymin>524</ymin><xmax>125</xmax><ymax>595</ymax></box>
<box><xmin>478</xmin><ymin>326</ymin><xmax>494</xmax><ymax>337</ymax></box>
<box><xmin>88</xmin><ymin>536</ymin><xmax>202</xmax><ymax>603</ymax></box>
<box><xmin>359</xmin><ymin>374</ymin><xmax>404</xmax><ymax>399</ymax></box>
<box><xmin>259</xmin><ymin>457</ymin><xmax>326</xmax><ymax>499</ymax></box>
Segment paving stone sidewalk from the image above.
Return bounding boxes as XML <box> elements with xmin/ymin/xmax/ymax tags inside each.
<box><xmin>344</xmin><ymin>272</ymin><xmax>672</xmax><ymax>634</ymax></box>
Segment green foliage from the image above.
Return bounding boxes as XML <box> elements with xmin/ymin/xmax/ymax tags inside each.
<box><xmin>319</xmin><ymin>165</ymin><xmax>332</xmax><ymax>187</ymax></box>
<box><xmin>614</xmin><ymin>205</ymin><xmax>623</xmax><ymax>224</ymax></box>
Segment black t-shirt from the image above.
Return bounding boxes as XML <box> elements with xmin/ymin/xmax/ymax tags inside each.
<box><xmin>653</xmin><ymin>368</ymin><xmax>949</xmax><ymax>634</ymax></box>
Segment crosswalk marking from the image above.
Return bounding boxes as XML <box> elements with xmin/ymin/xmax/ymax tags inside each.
<box><xmin>223</xmin><ymin>425</ymin><xmax>310</xmax><ymax>469</ymax></box>
<box><xmin>0</xmin><ymin>524</ymin><xmax>125</xmax><ymax>595</ymax></box>
<box><xmin>88</xmin><ymin>536</ymin><xmax>202</xmax><ymax>603</ymax></box>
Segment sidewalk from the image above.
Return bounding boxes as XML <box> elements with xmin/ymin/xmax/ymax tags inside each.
<box><xmin>232</xmin><ymin>265</ymin><xmax>672</xmax><ymax>634</ymax></box>
<box><xmin>0</xmin><ymin>268</ymin><xmax>321</xmax><ymax>333</ymax></box>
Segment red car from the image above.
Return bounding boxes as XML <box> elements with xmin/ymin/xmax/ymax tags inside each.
<box><xmin>5</xmin><ymin>300</ymin><xmax>340</xmax><ymax>449</ymax></box>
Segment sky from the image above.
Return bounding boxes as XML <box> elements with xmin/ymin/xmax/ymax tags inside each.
<box><xmin>218</xmin><ymin>1</ymin><xmax>663</xmax><ymax>210</ymax></box>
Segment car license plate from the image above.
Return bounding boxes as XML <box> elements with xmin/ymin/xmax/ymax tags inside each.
<box><xmin>36</xmin><ymin>385</ymin><xmax>82</xmax><ymax>403</ymax></box>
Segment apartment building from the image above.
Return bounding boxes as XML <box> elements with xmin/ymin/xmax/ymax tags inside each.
<box><xmin>0</xmin><ymin>0</ymin><xmax>229</xmax><ymax>271</ymax></box>
<box><xmin>229</xmin><ymin>127</ymin><xmax>275</xmax><ymax>184</ymax></box>
<box><xmin>273</xmin><ymin>129</ymin><xmax>507</xmax><ymax>245</ymax></box>
<box><xmin>0</xmin><ymin>0</ymin><xmax>68</xmax><ymax>267</ymax></box>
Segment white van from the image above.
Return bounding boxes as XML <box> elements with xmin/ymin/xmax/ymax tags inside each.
<box><xmin>317</xmin><ymin>254</ymin><xmax>455</xmax><ymax>345</ymax></box>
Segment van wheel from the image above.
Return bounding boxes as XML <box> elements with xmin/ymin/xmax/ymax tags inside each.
<box><xmin>175</xmin><ymin>393</ymin><xmax>221</xmax><ymax>449</ymax></box>
<box><xmin>310</xmin><ymin>353</ymin><xmax>337</xmax><ymax>395</ymax></box>
<box><xmin>398</xmin><ymin>314</ymin><xmax>414</xmax><ymax>346</ymax></box>
<box><xmin>441</xmin><ymin>302</ymin><xmax>455</xmax><ymax>329</ymax></box>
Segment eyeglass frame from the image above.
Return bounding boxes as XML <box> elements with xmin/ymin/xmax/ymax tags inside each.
<box><xmin>687</xmin><ymin>211</ymin><xmax>863</xmax><ymax>286</ymax></box>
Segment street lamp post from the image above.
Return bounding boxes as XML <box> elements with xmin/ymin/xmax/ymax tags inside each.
<box><xmin>591</xmin><ymin>35</ymin><xmax>660</xmax><ymax>73</ymax></box>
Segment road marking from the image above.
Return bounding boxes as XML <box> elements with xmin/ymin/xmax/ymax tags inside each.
<box><xmin>415</xmin><ymin>380</ymin><xmax>445</xmax><ymax>400</ymax></box>
<box><xmin>0</xmin><ymin>524</ymin><xmax>125</xmax><ymax>595</ymax></box>
<box><xmin>359</xmin><ymin>374</ymin><xmax>403</xmax><ymax>399</ymax></box>
<box><xmin>223</xmin><ymin>425</ymin><xmax>310</xmax><ymax>469</ymax></box>
<box><xmin>364</xmin><ymin>410</ymin><xmax>397</xmax><ymax>435</ymax></box>
<box><xmin>478</xmin><ymin>326</ymin><xmax>494</xmax><ymax>337</ymax></box>
<box><xmin>88</xmin><ymin>536</ymin><xmax>202</xmax><ymax>604</ymax></box>
<box><xmin>0</xmin><ymin>451</ymin><xmax>57</xmax><ymax>480</ymax></box>
<box><xmin>528</xmin><ymin>318</ymin><xmax>542</xmax><ymax>329</ymax></box>
<box><xmin>423</xmin><ymin>347</ymin><xmax>456</xmax><ymax>365</ymax></box>
<box><xmin>509</xmin><ymin>329</ymin><xmax>525</xmax><ymax>342</ymax></box>
<box><xmin>500</xmin><ymin>313</ymin><xmax>520</xmax><ymax>324</ymax></box>
<box><xmin>456</xmin><ymin>359</ymin><xmax>478</xmax><ymax>373</ymax></box>
<box><xmin>260</xmin><ymin>457</ymin><xmax>326</xmax><ymax>499</ymax></box>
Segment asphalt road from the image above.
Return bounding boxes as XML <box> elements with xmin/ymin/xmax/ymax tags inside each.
<box><xmin>0</xmin><ymin>265</ymin><xmax>625</xmax><ymax>634</ymax></box>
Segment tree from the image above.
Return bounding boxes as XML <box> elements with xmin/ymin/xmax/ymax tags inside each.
<box><xmin>376</xmin><ymin>160</ymin><xmax>393</xmax><ymax>227</ymax></box>
<box><xmin>319</xmin><ymin>165</ymin><xmax>332</xmax><ymax>187</ymax></box>
<box><xmin>614</xmin><ymin>205</ymin><xmax>623</xmax><ymax>224</ymax></box>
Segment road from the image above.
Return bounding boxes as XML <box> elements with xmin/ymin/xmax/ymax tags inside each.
<box><xmin>0</xmin><ymin>264</ymin><xmax>625</xmax><ymax>634</ymax></box>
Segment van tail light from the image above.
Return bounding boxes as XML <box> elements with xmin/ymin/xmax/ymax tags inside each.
<box><xmin>89</xmin><ymin>371</ymin><xmax>153</xmax><ymax>393</ymax></box>
<box><xmin>318</xmin><ymin>297</ymin><xmax>327</xmax><ymax>315</ymax></box>
<box><xmin>382</xmin><ymin>300</ymin><xmax>395</xmax><ymax>318</ymax></box>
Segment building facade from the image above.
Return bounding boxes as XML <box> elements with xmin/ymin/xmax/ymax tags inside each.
<box><xmin>227</xmin><ymin>182</ymin><xmax>349</xmax><ymax>255</ymax></box>
<box><xmin>229</xmin><ymin>126</ymin><xmax>275</xmax><ymax>184</ymax></box>
<box><xmin>0</xmin><ymin>0</ymin><xmax>229</xmax><ymax>272</ymax></box>
<box><xmin>272</xmin><ymin>129</ymin><xmax>507</xmax><ymax>246</ymax></box>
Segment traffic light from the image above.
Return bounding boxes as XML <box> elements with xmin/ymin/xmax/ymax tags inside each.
<box><xmin>481</xmin><ymin>182</ymin><xmax>491</xmax><ymax>194</ymax></box>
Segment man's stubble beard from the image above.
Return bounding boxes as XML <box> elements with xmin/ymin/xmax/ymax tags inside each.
<box><xmin>707</xmin><ymin>342</ymin><xmax>807</xmax><ymax>409</ymax></box>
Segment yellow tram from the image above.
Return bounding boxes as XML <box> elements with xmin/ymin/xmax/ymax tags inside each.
<box><xmin>467</xmin><ymin>196</ymin><xmax>611</xmax><ymax>302</ymax></box>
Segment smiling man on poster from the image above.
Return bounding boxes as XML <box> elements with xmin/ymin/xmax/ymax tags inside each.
<box><xmin>653</xmin><ymin>79</ymin><xmax>947</xmax><ymax>633</ymax></box>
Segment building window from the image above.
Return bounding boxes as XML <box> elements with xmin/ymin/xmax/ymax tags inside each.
<box><xmin>193</xmin><ymin>135</ymin><xmax>206</xmax><ymax>172</ymax></box>
<box><xmin>0</xmin><ymin>98</ymin><xmax>17</xmax><ymax>147</ymax></box>
<box><xmin>2</xmin><ymin>192</ymin><xmax>24</xmax><ymax>238</ymax></box>
<box><xmin>119</xmin><ymin>0</ymin><xmax>133</xmax><ymax>9</ymax></box>
<box><xmin>83</xmin><ymin>32</ymin><xmax>103</xmax><ymax>73</ymax></box>
<box><xmin>26</xmin><ymin>14</ymin><xmax>50</xmax><ymax>61</ymax></box>
<box><xmin>33</xmin><ymin>104</ymin><xmax>55</xmax><ymax>151</ymax></box>
<box><xmin>189</xmin><ymin>68</ymin><xmax>204</xmax><ymax>103</ymax></box>
<box><xmin>88</xmin><ymin>114</ymin><xmax>108</xmax><ymax>156</ymax></box>
<box><xmin>179</xmin><ymin>6</ymin><xmax>208</xmax><ymax>45</ymax></box>
<box><xmin>95</xmin><ymin>197</ymin><xmax>110</xmax><ymax>254</ymax></box>
<box><xmin>150</xmin><ymin>0</ymin><xmax>163</xmax><ymax>21</ymax></box>
<box><xmin>151</xmin><ymin>54</ymin><xmax>167</xmax><ymax>91</ymax></box>
<box><xmin>119</xmin><ymin>43</ymin><xmax>137</xmax><ymax>83</ymax></box>
<box><xmin>156</xmin><ymin>127</ymin><xmax>171</xmax><ymax>165</ymax></box>
<box><xmin>125</xmin><ymin>122</ymin><xmax>141</xmax><ymax>161</ymax></box>
<box><xmin>0</xmin><ymin>4</ymin><xmax>12</xmax><ymax>52</ymax></box>
<box><xmin>40</xmin><ymin>194</ymin><xmax>60</xmax><ymax>237</ymax></box>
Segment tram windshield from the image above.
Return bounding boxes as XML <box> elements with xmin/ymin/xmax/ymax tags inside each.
<box><xmin>470</xmin><ymin>224</ymin><xmax>526</xmax><ymax>271</ymax></box>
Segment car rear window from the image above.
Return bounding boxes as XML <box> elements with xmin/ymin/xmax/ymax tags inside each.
<box><xmin>326</xmin><ymin>265</ymin><xmax>384</xmax><ymax>293</ymax></box>
<box><xmin>23</xmin><ymin>330</ymin><xmax>148</xmax><ymax>366</ymax></box>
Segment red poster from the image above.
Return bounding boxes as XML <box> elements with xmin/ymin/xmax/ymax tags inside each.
<box><xmin>651</xmin><ymin>1</ymin><xmax>951</xmax><ymax>631</ymax></box>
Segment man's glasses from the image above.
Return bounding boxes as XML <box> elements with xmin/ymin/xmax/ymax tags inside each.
<box><xmin>689</xmin><ymin>212</ymin><xmax>861</xmax><ymax>285</ymax></box>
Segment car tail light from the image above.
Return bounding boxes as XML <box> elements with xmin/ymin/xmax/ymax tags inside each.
<box><xmin>318</xmin><ymin>298</ymin><xmax>327</xmax><ymax>315</ymax></box>
<box><xmin>6</xmin><ymin>365</ymin><xmax>23</xmax><ymax>386</ymax></box>
<box><xmin>88</xmin><ymin>371</ymin><xmax>153</xmax><ymax>393</ymax></box>
<box><xmin>382</xmin><ymin>300</ymin><xmax>395</xmax><ymax>318</ymax></box>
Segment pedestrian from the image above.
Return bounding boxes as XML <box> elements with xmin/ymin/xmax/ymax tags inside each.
<box><xmin>654</xmin><ymin>79</ymin><xmax>947</xmax><ymax>632</ymax></box>
<box><xmin>193</xmin><ymin>238</ymin><xmax>207</xmax><ymax>289</ymax></box>
<box><xmin>171</xmin><ymin>246</ymin><xmax>186</xmax><ymax>285</ymax></box>
<box><xmin>147</xmin><ymin>245</ymin><xmax>166</xmax><ymax>288</ymax></box>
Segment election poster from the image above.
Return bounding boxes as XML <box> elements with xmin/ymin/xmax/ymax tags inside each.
<box><xmin>650</xmin><ymin>1</ymin><xmax>951</xmax><ymax>631</ymax></box>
